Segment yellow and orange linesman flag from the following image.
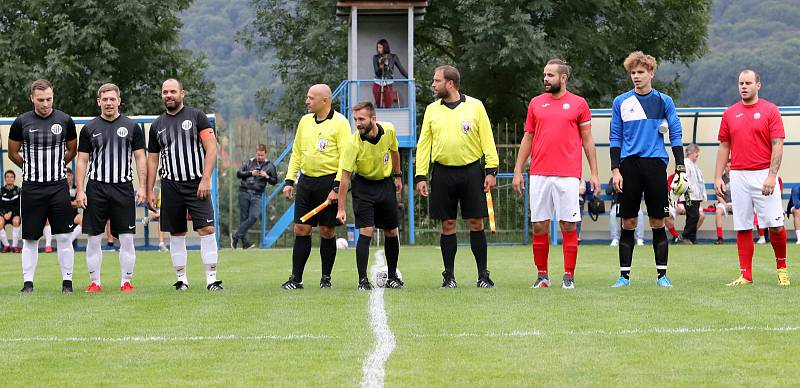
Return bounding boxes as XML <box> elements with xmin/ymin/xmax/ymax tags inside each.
<box><xmin>486</xmin><ymin>191</ymin><xmax>496</xmax><ymax>233</ymax></box>
<box><xmin>300</xmin><ymin>200</ymin><xmax>331</xmax><ymax>223</ymax></box>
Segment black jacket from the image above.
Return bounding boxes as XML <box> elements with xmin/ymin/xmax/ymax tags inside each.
<box><xmin>373</xmin><ymin>53</ymin><xmax>408</xmax><ymax>80</ymax></box>
<box><xmin>237</xmin><ymin>158</ymin><xmax>278</xmax><ymax>193</ymax></box>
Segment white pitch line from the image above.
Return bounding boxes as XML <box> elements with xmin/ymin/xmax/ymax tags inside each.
<box><xmin>0</xmin><ymin>334</ymin><xmax>334</xmax><ymax>343</ymax></box>
<box><xmin>401</xmin><ymin>326</ymin><xmax>800</xmax><ymax>339</ymax></box>
<box><xmin>361</xmin><ymin>250</ymin><xmax>395</xmax><ymax>388</ymax></box>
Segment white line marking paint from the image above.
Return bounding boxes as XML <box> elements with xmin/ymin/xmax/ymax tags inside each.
<box><xmin>361</xmin><ymin>250</ymin><xmax>395</xmax><ymax>388</ymax></box>
<box><xmin>0</xmin><ymin>334</ymin><xmax>333</xmax><ymax>343</ymax></box>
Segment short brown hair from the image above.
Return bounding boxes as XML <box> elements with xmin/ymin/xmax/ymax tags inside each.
<box><xmin>623</xmin><ymin>51</ymin><xmax>657</xmax><ymax>72</ymax></box>
<box><xmin>353</xmin><ymin>101</ymin><xmax>376</xmax><ymax>116</ymax></box>
<box><xmin>740</xmin><ymin>69</ymin><xmax>760</xmax><ymax>83</ymax></box>
<box><xmin>546</xmin><ymin>58</ymin><xmax>571</xmax><ymax>77</ymax></box>
<box><xmin>4</xmin><ymin>170</ymin><xmax>15</xmax><ymax>177</ymax></box>
<box><xmin>435</xmin><ymin>65</ymin><xmax>461</xmax><ymax>89</ymax></box>
<box><xmin>257</xmin><ymin>144</ymin><xmax>267</xmax><ymax>152</ymax></box>
<box><xmin>97</xmin><ymin>83</ymin><xmax>120</xmax><ymax>98</ymax></box>
<box><xmin>31</xmin><ymin>79</ymin><xmax>52</xmax><ymax>95</ymax></box>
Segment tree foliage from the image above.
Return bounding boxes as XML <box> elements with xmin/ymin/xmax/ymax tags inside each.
<box><xmin>242</xmin><ymin>0</ymin><xmax>710</xmax><ymax>126</ymax></box>
<box><xmin>0</xmin><ymin>0</ymin><xmax>214</xmax><ymax>116</ymax></box>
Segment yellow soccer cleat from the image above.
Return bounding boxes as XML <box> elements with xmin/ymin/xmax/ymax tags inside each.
<box><xmin>777</xmin><ymin>268</ymin><xmax>791</xmax><ymax>286</ymax></box>
<box><xmin>726</xmin><ymin>277</ymin><xmax>753</xmax><ymax>287</ymax></box>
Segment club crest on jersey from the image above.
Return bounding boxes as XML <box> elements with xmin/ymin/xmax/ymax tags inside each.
<box><xmin>461</xmin><ymin>121</ymin><xmax>472</xmax><ymax>135</ymax></box>
<box><xmin>753</xmin><ymin>112</ymin><xmax>761</xmax><ymax>120</ymax></box>
<box><xmin>562</xmin><ymin>103</ymin><xmax>571</xmax><ymax>110</ymax></box>
<box><xmin>117</xmin><ymin>127</ymin><xmax>128</xmax><ymax>137</ymax></box>
<box><xmin>318</xmin><ymin>138</ymin><xmax>329</xmax><ymax>152</ymax></box>
<box><xmin>50</xmin><ymin>124</ymin><xmax>63</xmax><ymax>135</ymax></box>
<box><xmin>181</xmin><ymin>120</ymin><xmax>193</xmax><ymax>130</ymax></box>
<box><xmin>383</xmin><ymin>153</ymin><xmax>390</xmax><ymax>165</ymax></box>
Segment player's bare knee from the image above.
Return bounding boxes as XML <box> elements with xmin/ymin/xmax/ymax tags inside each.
<box><xmin>441</xmin><ymin>220</ymin><xmax>457</xmax><ymax>234</ymax></box>
<box><xmin>622</xmin><ymin>218</ymin><xmax>638</xmax><ymax>229</ymax></box>
<box><xmin>768</xmin><ymin>226</ymin><xmax>783</xmax><ymax>233</ymax></box>
<box><xmin>171</xmin><ymin>232</ymin><xmax>187</xmax><ymax>237</ymax></box>
<box><xmin>359</xmin><ymin>227</ymin><xmax>374</xmax><ymax>237</ymax></box>
<box><xmin>319</xmin><ymin>225</ymin><xmax>336</xmax><ymax>239</ymax></box>
<box><xmin>384</xmin><ymin>228</ymin><xmax>398</xmax><ymax>237</ymax></box>
<box><xmin>294</xmin><ymin>224</ymin><xmax>311</xmax><ymax>236</ymax></box>
<box><xmin>198</xmin><ymin>226</ymin><xmax>215</xmax><ymax>236</ymax></box>
<box><xmin>649</xmin><ymin>217</ymin><xmax>665</xmax><ymax>229</ymax></box>
<box><xmin>467</xmin><ymin>218</ymin><xmax>483</xmax><ymax>231</ymax></box>
<box><xmin>559</xmin><ymin>221</ymin><xmax>576</xmax><ymax>232</ymax></box>
<box><xmin>532</xmin><ymin>221</ymin><xmax>549</xmax><ymax>235</ymax></box>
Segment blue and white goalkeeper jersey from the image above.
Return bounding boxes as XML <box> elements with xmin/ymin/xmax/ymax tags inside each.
<box><xmin>609</xmin><ymin>89</ymin><xmax>683</xmax><ymax>165</ymax></box>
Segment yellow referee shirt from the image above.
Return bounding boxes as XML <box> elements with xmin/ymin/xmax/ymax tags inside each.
<box><xmin>286</xmin><ymin>109</ymin><xmax>351</xmax><ymax>183</ymax></box>
<box><xmin>415</xmin><ymin>93</ymin><xmax>499</xmax><ymax>178</ymax></box>
<box><xmin>339</xmin><ymin>122</ymin><xmax>399</xmax><ymax>181</ymax></box>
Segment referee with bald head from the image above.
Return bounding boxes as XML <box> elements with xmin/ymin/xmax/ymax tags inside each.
<box><xmin>281</xmin><ymin>84</ymin><xmax>351</xmax><ymax>290</ymax></box>
<box><xmin>415</xmin><ymin>65</ymin><xmax>499</xmax><ymax>288</ymax></box>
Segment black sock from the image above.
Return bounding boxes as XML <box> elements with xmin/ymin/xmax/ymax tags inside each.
<box><xmin>320</xmin><ymin>237</ymin><xmax>336</xmax><ymax>277</ymax></box>
<box><xmin>291</xmin><ymin>235</ymin><xmax>312</xmax><ymax>283</ymax></box>
<box><xmin>470</xmin><ymin>230</ymin><xmax>487</xmax><ymax>274</ymax></box>
<box><xmin>440</xmin><ymin>234</ymin><xmax>457</xmax><ymax>275</ymax></box>
<box><xmin>653</xmin><ymin>226</ymin><xmax>668</xmax><ymax>278</ymax></box>
<box><xmin>356</xmin><ymin>234</ymin><xmax>372</xmax><ymax>280</ymax></box>
<box><xmin>384</xmin><ymin>235</ymin><xmax>399</xmax><ymax>278</ymax></box>
<box><xmin>619</xmin><ymin>228</ymin><xmax>635</xmax><ymax>279</ymax></box>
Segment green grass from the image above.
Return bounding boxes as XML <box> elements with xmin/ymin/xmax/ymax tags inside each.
<box><xmin>1</xmin><ymin>243</ymin><xmax>799</xmax><ymax>386</ymax></box>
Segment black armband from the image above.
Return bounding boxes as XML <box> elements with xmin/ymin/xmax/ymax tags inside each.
<box><xmin>672</xmin><ymin>145</ymin><xmax>685</xmax><ymax>167</ymax></box>
<box><xmin>610</xmin><ymin>147</ymin><xmax>621</xmax><ymax>170</ymax></box>
<box><xmin>485</xmin><ymin>168</ymin><xmax>498</xmax><ymax>177</ymax></box>
<box><xmin>414</xmin><ymin>175</ymin><xmax>428</xmax><ymax>184</ymax></box>
<box><xmin>284</xmin><ymin>179</ymin><xmax>295</xmax><ymax>187</ymax></box>
<box><xmin>332</xmin><ymin>180</ymin><xmax>340</xmax><ymax>193</ymax></box>
<box><xmin>392</xmin><ymin>172</ymin><xmax>402</xmax><ymax>178</ymax></box>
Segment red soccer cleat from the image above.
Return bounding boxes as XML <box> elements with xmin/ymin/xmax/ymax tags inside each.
<box><xmin>85</xmin><ymin>282</ymin><xmax>102</xmax><ymax>293</ymax></box>
<box><xmin>44</xmin><ymin>246</ymin><xmax>53</xmax><ymax>253</ymax></box>
<box><xmin>120</xmin><ymin>282</ymin><xmax>134</xmax><ymax>293</ymax></box>
<box><xmin>13</xmin><ymin>247</ymin><xmax>21</xmax><ymax>253</ymax></box>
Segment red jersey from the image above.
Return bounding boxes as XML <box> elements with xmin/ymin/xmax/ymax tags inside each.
<box><xmin>718</xmin><ymin>99</ymin><xmax>784</xmax><ymax>170</ymax></box>
<box><xmin>524</xmin><ymin>91</ymin><xmax>591</xmax><ymax>178</ymax></box>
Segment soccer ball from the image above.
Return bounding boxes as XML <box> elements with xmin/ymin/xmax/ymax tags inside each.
<box><xmin>374</xmin><ymin>265</ymin><xmax>402</xmax><ymax>287</ymax></box>
<box><xmin>335</xmin><ymin>238</ymin><xmax>349</xmax><ymax>249</ymax></box>
<box><xmin>671</xmin><ymin>172</ymin><xmax>689</xmax><ymax>196</ymax></box>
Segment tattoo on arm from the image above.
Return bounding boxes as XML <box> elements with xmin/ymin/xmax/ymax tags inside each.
<box><xmin>769</xmin><ymin>138</ymin><xmax>783</xmax><ymax>176</ymax></box>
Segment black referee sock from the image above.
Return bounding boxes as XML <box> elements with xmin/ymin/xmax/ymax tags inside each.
<box><xmin>619</xmin><ymin>228</ymin><xmax>635</xmax><ymax>279</ymax></box>
<box><xmin>291</xmin><ymin>235</ymin><xmax>312</xmax><ymax>283</ymax></box>
<box><xmin>384</xmin><ymin>235</ymin><xmax>399</xmax><ymax>278</ymax></box>
<box><xmin>356</xmin><ymin>234</ymin><xmax>372</xmax><ymax>280</ymax></box>
<box><xmin>440</xmin><ymin>234</ymin><xmax>457</xmax><ymax>275</ymax></box>
<box><xmin>320</xmin><ymin>237</ymin><xmax>337</xmax><ymax>277</ymax></box>
<box><xmin>470</xmin><ymin>230</ymin><xmax>488</xmax><ymax>274</ymax></box>
<box><xmin>653</xmin><ymin>226</ymin><xmax>669</xmax><ymax>279</ymax></box>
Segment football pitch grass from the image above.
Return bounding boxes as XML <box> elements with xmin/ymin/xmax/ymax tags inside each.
<box><xmin>1</xmin><ymin>243</ymin><xmax>799</xmax><ymax>386</ymax></box>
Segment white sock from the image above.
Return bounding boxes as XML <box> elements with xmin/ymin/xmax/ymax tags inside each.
<box><xmin>22</xmin><ymin>239</ymin><xmax>39</xmax><ymax>282</ymax></box>
<box><xmin>12</xmin><ymin>226</ymin><xmax>20</xmax><ymax>247</ymax></box>
<box><xmin>200</xmin><ymin>234</ymin><xmax>219</xmax><ymax>285</ymax></box>
<box><xmin>796</xmin><ymin>230</ymin><xmax>800</xmax><ymax>241</ymax></box>
<box><xmin>170</xmin><ymin>236</ymin><xmax>188</xmax><ymax>283</ymax></box>
<box><xmin>86</xmin><ymin>234</ymin><xmax>103</xmax><ymax>284</ymax></box>
<box><xmin>43</xmin><ymin>224</ymin><xmax>52</xmax><ymax>247</ymax></box>
<box><xmin>70</xmin><ymin>224</ymin><xmax>82</xmax><ymax>242</ymax></box>
<box><xmin>0</xmin><ymin>229</ymin><xmax>9</xmax><ymax>246</ymax></box>
<box><xmin>119</xmin><ymin>234</ymin><xmax>136</xmax><ymax>285</ymax></box>
<box><xmin>56</xmin><ymin>233</ymin><xmax>74</xmax><ymax>281</ymax></box>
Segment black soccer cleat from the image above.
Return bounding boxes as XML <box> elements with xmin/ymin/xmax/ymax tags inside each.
<box><xmin>241</xmin><ymin>241</ymin><xmax>255</xmax><ymax>250</ymax></box>
<box><xmin>206</xmin><ymin>280</ymin><xmax>224</xmax><ymax>291</ymax></box>
<box><xmin>476</xmin><ymin>270</ymin><xmax>495</xmax><ymax>288</ymax></box>
<box><xmin>357</xmin><ymin>277</ymin><xmax>372</xmax><ymax>291</ymax></box>
<box><xmin>281</xmin><ymin>275</ymin><xmax>304</xmax><ymax>290</ymax></box>
<box><xmin>441</xmin><ymin>271</ymin><xmax>457</xmax><ymax>289</ymax></box>
<box><xmin>173</xmin><ymin>281</ymin><xmax>189</xmax><ymax>291</ymax></box>
<box><xmin>386</xmin><ymin>277</ymin><xmax>405</xmax><ymax>289</ymax></box>
<box><xmin>229</xmin><ymin>235</ymin><xmax>239</xmax><ymax>250</ymax></box>
<box><xmin>320</xmin><ymin>275</ymin><xmax>332</xmax><ymax>289</ymax></box>
<box><xmin>20</xmin><ymin>281</ymin><xmax>33</xmax><ymax>294</ymax></box>
<box><xmin>714</xmin><ymin>237</ymin><xmax>724</xmax><ymax>245</ymax></box>
<box><xmin>62</xmin><ymin>280</ymin><xmax>73</xmax><ymax>294</ymax></box>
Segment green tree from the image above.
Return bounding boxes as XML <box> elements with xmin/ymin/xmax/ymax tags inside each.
<box><xmin>0</xmin><ymin>0</ymin><xmax>215</xmax><ymax>116</ymax></box>
<box><xmin>242</xmin><ymin>0</ymin><xmax>710</xmax><ymax>125</ymax></box>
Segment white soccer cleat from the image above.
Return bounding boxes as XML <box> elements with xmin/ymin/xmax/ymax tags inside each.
<box><xmin>610</xmin><ymin>239</ymin><xmax>619</xmax><ymax>247</ymax></box>
<box><xmin>757</xmin><ymin>236</ymin><xmax>766</xmax><ymax>245</ymax></box>
<box><xmin>636</xmin><ymin>239</ymin><xmax>644</xmax><ymax>246</ymax></box>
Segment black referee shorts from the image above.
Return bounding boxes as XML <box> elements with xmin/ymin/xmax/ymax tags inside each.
<box><xmin>352</xmin><ymin>175</ymin><xmax>398</xmax><ymax>230</ymax></box>
<box><xmin>161</xmin><ymin>179</ymin><xmax>215</xmax><ymax>233</ymax></box>
<box><xmin>618</xmin><ymin>157</ymin><xmax>669</xmax><ymax>219</ymax></box>
<box><xmin>430</xmin><ymin>161</ymin><xmax>487</xmax><ymax>220</ymax></box>
<box><xmin>294</xmin><ymin>173</ymin><xmax>339</xmax><ymax>227</ymax></box>
<box><xmin>2</xmin><ymin>206</ymin><xmax>20</xmax><ymax>220</ymax></box>
<box><xmin>83</xmin><ymin>180</ymin><xmax>136</xmax><ymax>236</ymax></box>
<box><xmin>21</xmin><ymin>180</ymin><xmax>75</xmax><ymax>240</ymax></box>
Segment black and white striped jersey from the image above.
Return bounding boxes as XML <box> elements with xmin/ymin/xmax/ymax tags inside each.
<box><xmin>0</xmin><ymin>185</ymin><xmax>20</xmax><ymax>213</ymax></box>
<box><xmin>78</xmin><ymin>115</ymin><xmax>145</xmax><ymax>183</ymax></box>
<box><xmin>8</xmin><ymin>110</ymin><xmax>77</xmax><ymax>183</ymax></box>
<box><xmin>147</xmin><ymin>107</ymin><xmax>213</xmax><ymax>182</ymax></box>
